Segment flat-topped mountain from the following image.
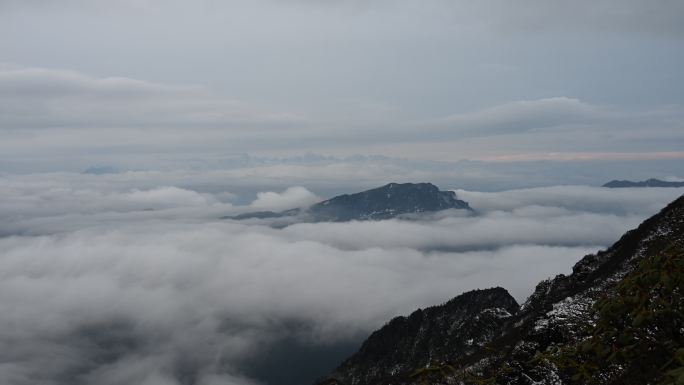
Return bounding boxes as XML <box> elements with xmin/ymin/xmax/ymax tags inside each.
<box><xmin>316</xmin><ymin>194</ymin><xmax>684</xmax><ymax>385</ymax></box>
<box><xmin>603</xmin><ymin>178</ymin><xmax>684</xmax><ymax>188</ymax></box>
<box><xmin>306</xmin><ymin>182</ymin><xmax>472</xmax><ymax>221</ymax></box>
<box><xmin>229</xmin><ymin>183</ymin><xmax>472</xmax><ymax>222</ymax></box>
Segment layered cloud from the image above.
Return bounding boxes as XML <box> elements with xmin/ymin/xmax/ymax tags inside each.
<box><xmin>0</xmin><ymin>171</ymin><xmax>682</xmax><ymax>384</ymax></box>
<box><xmin>437</xmin><ymin>97</ymin><xmax>600</xmax><ymax>136</ymax></box>
<box><xmin>0</xmin><ymin>66</ymin><xmax>302</xmax><ymax>130</ymax></box>
<box><xmin>1</xmin><ymin>65</ymin><xmax>683</xmax><ymax>172</ymax></box>
<box><xmin>0</xmin><ymin>222</ymin><xmax>598</xmax><ymax>385</ymax></box>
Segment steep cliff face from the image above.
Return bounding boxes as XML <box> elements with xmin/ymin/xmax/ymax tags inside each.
<box><xmin>316</xmin><ymin>195</ymin><xmax>684</xmax><ymax>385</ymax></box>
<box><xmin>478</xmin><ymin>194</ymin><xmax>684</xmax><ymax>385</ymax></box>
<box><xmin>325</xmin><ymin>288</ymin><xmax>518</xmax><ymax>385</ymax></box>
<box><xmin>516</xmin><ymin>193</ymin><xmax>684</xmax><ymax>341</ymax></box>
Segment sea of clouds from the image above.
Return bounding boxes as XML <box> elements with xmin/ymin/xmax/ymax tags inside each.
<box><xmin>1</xmin><ymin>171</ymin><xmax>682</xmax><ymax>385</ymax></box>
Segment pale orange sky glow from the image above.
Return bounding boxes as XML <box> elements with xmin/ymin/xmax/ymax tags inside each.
<box><xmin>473</xmin><ymin>151</ymin><xmax>684</xmax><ymax>163</ymax></box>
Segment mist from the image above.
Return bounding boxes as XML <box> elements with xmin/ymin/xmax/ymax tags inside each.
<box><xmin>1</xmin><ymin>171</ymin><xmax>682</xmax><ymax>384</ymax></box>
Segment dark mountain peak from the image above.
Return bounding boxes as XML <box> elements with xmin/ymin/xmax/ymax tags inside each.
<box><xmin>603</xmin><ymin>178</ymin><xmax>684</xmax><ymax>188</ymax></box>
<box><xmin>438</xmin><ymin>287</ymin><xmax>518</xmax><ymax>314</ymax></box>
<box><xmin>320</xmin><ymin>287</ymin><xmax>518</xmax><ymax>385</ymax></box>
<box><xmin>307</xmin><ymin>182</ymin><xmax>471</xmax><ymax>222</ymax></box>
<box><xmin>229</xmin><ymin>182</ymin><xmax>472</xmax><ymax>222</ymax></box>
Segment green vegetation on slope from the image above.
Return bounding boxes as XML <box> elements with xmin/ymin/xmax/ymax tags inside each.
<box><xmin>550</xmin><ymin>245</ymin><xmax>684</xmax><ymax>385</ymax></box>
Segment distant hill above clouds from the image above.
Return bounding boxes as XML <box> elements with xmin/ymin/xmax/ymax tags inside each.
<box><xmin>228</xmin><ymin>183</ymin><xmax>472</xmax><ymax>222</ymax></box>
<box><xmin>603</xmin><ymin>178</ymin><xmax>684</xmax><ymax>188</ymax></box>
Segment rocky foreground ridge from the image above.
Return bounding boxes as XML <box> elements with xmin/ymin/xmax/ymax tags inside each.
<box><xmin>316</xmin><ymin>195</ymin><xmax>684</xmax><ymax>385</ymax></box>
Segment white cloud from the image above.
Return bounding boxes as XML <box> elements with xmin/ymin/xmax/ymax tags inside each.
<box><xmin>0</xmin><ymin>221</ymin><xmax>598</xmax><ymax>383</ymax></box>
<box><xmin>249</xmin><ymin>186</ymin><xmax>320</xmax><ymax>211</ymax></box>
<box><xmin>455</xmin><ymin>185</ymin><xmax>684</xmax><ymax>216</ymax></box>
<box><xmin>0</xmin><ymin>172</ymin><xmax>681</xmax><ymax>384</ymax></box>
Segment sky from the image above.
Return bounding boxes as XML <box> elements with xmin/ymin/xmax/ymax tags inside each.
<box><xmin>0</xmin><ymin>0</ymin><xmax>683</xmax><ymax>175</ymax></box>
<box><xmin>1</xmin><ymin>1</ymin><xmax>684</xmax><ymax>385</ymax></box>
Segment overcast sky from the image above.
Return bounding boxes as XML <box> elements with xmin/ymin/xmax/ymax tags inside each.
<box><xmin>1</xmin><ymin>0</ymin><xmax>683</xmax><ymax>174</ymax></box>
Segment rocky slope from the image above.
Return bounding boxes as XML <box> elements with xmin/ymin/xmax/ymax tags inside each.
<box><xmin>324</xmin><ymin>288</ymin><xmax>518</xmax><ymax>385</ymax></box>
<box><xmin>315</xmin><ymin>194</ymin><xmax>684</xmax><ymax>385</ymax></box>
<box><xmin>230</xmin><ymin>183</ymin><xmax>472</xmax><ymax>222</ymax></box>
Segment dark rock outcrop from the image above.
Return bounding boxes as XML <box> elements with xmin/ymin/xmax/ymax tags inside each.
<box><xmin>325</xmin><ymin>288</ymin><xmax>518</xmax><ymax>385</ymax></box>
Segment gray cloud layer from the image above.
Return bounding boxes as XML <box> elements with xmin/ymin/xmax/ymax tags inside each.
<box><xmin>1</xmin><ymin>0</ymin><xmax>683</xmax><ymax>172</ymax></box>
<box><xmin>0</xmin><ymin>67</ymin><xmax>302</xmax><ymax>130</ymax></box>
<box><xmin>1</xmin><ymin>66</ymin><xmax>683</xmax><ymax>173</ymax></box>
<box><xmin>4</xmin><ymin>0</ymin><xmax>683</xmax><ymax>36</ymax></box>
<box><xmin>1</xmin><ymin>171</ymin><xmax>683</xmax><ymax>384</ymax></box>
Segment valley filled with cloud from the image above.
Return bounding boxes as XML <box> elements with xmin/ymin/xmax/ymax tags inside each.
<box><xmin>1</xmin><ymin>172</ymin><xmax>682</xmax><ymax>384</ymax></box>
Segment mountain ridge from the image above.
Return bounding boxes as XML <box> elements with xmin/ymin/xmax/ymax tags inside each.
<box><xmin>324</xmin><ymin>287</ymin><xmax>518</xmax><ymax>385</ymax></box>
<box><xmin>603</xmin><ymin>178</ymin><xmax>684</xmax><ymax>188</ymax></box>
<box><xmin>315</xmin><ymin>194</ymin><xmax>684</xmax><ymax>385</ymax></box>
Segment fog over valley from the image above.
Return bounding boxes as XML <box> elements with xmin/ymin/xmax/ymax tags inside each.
<box><xmin>1</xmin><ymin>171</ymin><xmax>683</xmax><ymax>384</ymax></box>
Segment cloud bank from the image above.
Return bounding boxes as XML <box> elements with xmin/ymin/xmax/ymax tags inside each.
<box><xmin>0</xmin><ymin>172</ymin><xmax>682</xmax><ymax>384</ymax></box>
<box><xmin>249</xmin><ymin>186</ymin><xmax>320</xmax><ymax>212</ymax></box>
